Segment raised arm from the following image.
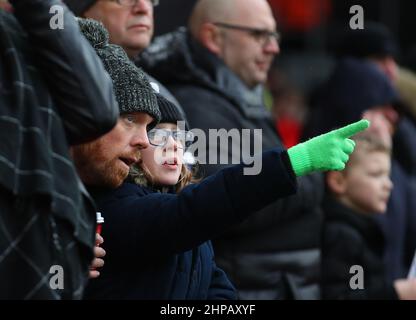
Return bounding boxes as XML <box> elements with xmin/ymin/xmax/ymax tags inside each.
<box><xmin>10</xmin><ymin>0</ymin><xmax>118</xmax><ymax>145</ymax></box>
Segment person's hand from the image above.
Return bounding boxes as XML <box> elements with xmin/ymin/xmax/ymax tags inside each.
<box><xmin>394</xmin><ymin>279</ymin><xmax>416</xmax><ymax>300</ymax></box>
<box><xmin>288</xmin><ymin>119</ymin><xmax>370</xmax><ymax>177</ymax></box>
<box><xmin>89</xmin><ymin>233</ymin><xmax>106</xmax><ymax>279</ymax></box>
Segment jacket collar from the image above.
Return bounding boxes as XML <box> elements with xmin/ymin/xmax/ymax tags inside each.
<box><xmin>140</xmin><ymin>28</ymin><xmax>270</xmax><ymax>120</ymax></box>
<box><xmin>187</xmin><ymin>32</ymin><xmax>270</xmax><ymax>119</ymax></box>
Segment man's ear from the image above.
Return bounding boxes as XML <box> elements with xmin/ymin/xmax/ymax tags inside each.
<box><xmin>198</xmin><ymin>23</ymin><xmax>223</xmax><ymax>56</ymax></box>
<box><xmin>326</xmin><ymin>171</ymin><xmax>347</xmax><ymax>195</ymax></box>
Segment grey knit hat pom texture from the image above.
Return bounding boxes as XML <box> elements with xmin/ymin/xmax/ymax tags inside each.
<box><xmin>77</xmin><ymin>17</ymin><xmax>109</xmax><ymax>49</ymax></box>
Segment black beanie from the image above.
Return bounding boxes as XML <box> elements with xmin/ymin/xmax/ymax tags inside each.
<box><xmin>65</xmin><ymin>0</ymin><xmax>97</xmax><ymax>16</ymax></box>
<box><xmin>333</xmin><ymin>22</ymin><xmax>399</xmax><ymax>59</ymax></box>
<box><xmin>78</xmin><ymin>18</ymin><xmax>161</xmax><ymax>122</ymax></box>
<box><xmin>156</xmin><ymin>94</ymin><xmax>189</xmax><ymax>130</ymax></box>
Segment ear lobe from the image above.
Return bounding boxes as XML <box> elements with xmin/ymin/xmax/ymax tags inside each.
<box><xmin>326</xmin><ymin>171</ymin><xmax>347</xmax><ymax>195</ymax></box>
<box><xmin>199</xmin><ymin>23</ymin><xmax>222</xmax><ymax>55</ymax></box>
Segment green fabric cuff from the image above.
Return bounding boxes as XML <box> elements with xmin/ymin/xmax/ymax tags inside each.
<box><xmin>287</xmin><ymin>143</ymin><xmax>312</xmax><ymax>177</ymax></box>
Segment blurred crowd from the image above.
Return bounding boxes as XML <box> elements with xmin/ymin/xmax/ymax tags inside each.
<box><xmin>1</xmin><ymin>0</ymin><xmax>416</xmax><ymax>300</ymax></box>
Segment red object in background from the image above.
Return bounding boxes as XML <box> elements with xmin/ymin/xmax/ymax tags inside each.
<box><xmin>268</xmin><ymin>0</ymin><xmax>332</xmax><ymax>32</ymax></box>
<box><xmin>276</xmin><ymin>117</ymin><xmax>303</xmax><ymax>148</ymax></box>
<box><xmin>0</xmin><ymin>1</ymin><xmax>13</xmax><ymax>12</ymax></box>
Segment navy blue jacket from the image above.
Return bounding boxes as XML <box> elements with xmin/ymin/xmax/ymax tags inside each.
<box><xmin>85</xmin><ymin>149</ymin><xmax>297</xmax><ymax>299</ymax></box>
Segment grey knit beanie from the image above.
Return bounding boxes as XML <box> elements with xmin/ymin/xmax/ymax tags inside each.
<box><xmin>78</xmin><ymin>18</ymin><xmax>161</xmax><ymax>122</ymax></box>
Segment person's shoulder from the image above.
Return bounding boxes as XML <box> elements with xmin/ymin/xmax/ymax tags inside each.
<box><xmin>173</xmin><ymin>84</ymin><xmax>225</xmax><ymax>106</ymax></box>
<box><xmin>174</xmin><ymin>86</ymin><xmax>240</xmax><ymax>127</ymax></box>
<box><xmin>323</xmin><ymin>217</ymin><xmax>364</xmax><ymax>252</ymax></box>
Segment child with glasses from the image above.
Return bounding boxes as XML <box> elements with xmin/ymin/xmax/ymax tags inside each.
<box><xmin>133</xmin><ymin>95</ymin><xmax>238</xmax><ymax>298</ymax></box>
<box><xmin>133</xmin><ymin>94</ymin><xmax>196</xmax><ymax>193</ymax></box>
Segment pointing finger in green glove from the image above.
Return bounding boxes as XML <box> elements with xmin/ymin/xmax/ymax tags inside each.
<box><xmin>288</xmin><ymin>119</ymin><xmax>370</xmax><ymax>177</ymax></box>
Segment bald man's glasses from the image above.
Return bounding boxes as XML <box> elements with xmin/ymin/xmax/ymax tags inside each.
<box><xmin>213</xmin><ymin>22</ymin><xmax>280</xmax><ymax>47</ymax></box>
<box><xmin>109</xmin><ymin>0</ymin><xmax>159</xmax><ymax>7</ymax></box>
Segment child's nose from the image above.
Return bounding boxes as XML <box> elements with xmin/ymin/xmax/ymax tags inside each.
<box><xmin>164</xmin><ymin>135</ymin><xmax>177</xmax><ymax>151</ymax></box>
<box><xmin>385</xmin><ymin>177</ymin><xmax>394</xmax><ymax>192</ymax></box>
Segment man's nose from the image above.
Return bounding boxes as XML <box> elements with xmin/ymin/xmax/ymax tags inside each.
<box><xmin>264</xmin><ymin>37</ymin><xmax>280</xmax><ymax>55</ymax></box>
<box><xmin>131</xmin><ymin>127</ymin><xmax>150</xmax><ymax>150</ymax></box>
<box><xmin>131</xmin><ymin>0</ymin><xmax>151</xmax><ymax>13</ymax></box>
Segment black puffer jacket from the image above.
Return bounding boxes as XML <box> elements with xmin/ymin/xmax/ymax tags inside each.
<box><xmin>321</xmin><ymin>195</ymin><xmax>398</xmax><ymax>300</ymax></box>
<box><xmin>140</xmin><ymin>28</ymin><xmax>324</xmax><ymax>300</ymax></box>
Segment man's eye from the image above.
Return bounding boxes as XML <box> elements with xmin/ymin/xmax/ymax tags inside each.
<box><xmin>251</xmin><ymin>30</ymin><xmax>265</xmax><ymax>39</ymax></box>
<box><xmin>124</xmin><ymin>115</ymin><xmax>135</xmax><ymax>123</ymax></box>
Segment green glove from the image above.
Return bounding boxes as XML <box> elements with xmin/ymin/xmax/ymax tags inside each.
<box><xmin>288</xmin><ymin>119</ymin><xmax>370</xmax><ymax>177</ymax></box>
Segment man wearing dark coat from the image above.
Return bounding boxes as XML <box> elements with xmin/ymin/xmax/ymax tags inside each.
<box><xmin>0</xmin><ymin>1</ymin><xmax>118</xmax><ymax>299</ymax></box>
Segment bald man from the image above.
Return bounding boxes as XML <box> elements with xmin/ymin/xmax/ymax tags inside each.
<box><xmin>188</xmin><ymin>0</ymin><xmax>279</xmax><ymax>88</ymax></box>
<box><xmin>140</xmin><ymin>0</ymin><xmax>324</xmax><ymax>300</ymax></box>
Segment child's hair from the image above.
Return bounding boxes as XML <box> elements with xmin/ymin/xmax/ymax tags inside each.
<box><xmin>129</xmin><ymin>158</ymin><xmax>201</xmax><ymax>193</ymax></box>
<box><xmin>344</xmin><ymin>131</ymin><xmax>392</xmax><ymax>171</ymax></box>
<box><xmin>325</xmin><ymin>130</ymin><xmax>392</xmax><ymax>196</ymax></box>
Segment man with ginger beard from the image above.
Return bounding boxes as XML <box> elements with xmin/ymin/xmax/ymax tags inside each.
<box><xmin>72</xmin><ymin>19</ymin><xmax>161</xmax><ymax>192</ymax></box>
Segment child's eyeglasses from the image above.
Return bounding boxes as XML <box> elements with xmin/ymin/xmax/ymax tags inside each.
<box><xmin>148</xmin><ymin>129</ymin><xmax>194</xmax><ymax>149</ymax></box>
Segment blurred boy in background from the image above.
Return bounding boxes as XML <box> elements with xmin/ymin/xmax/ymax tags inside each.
<box><xmin>322</xmin><ymin>130</ymin><xmax>416</xmax><ymax>299</ymax></box>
